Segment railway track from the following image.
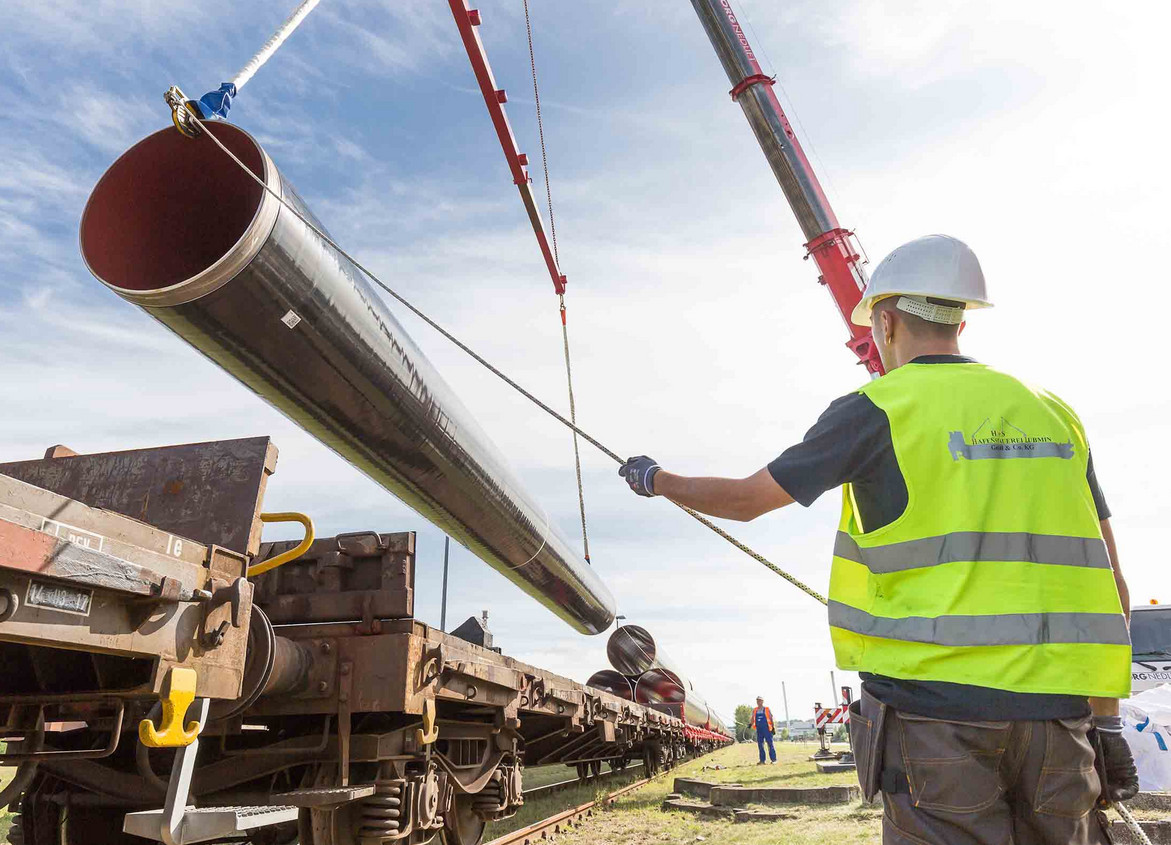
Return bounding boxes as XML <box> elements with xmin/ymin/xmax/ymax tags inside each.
<box><xmin>486</xmin><ymin>774</ymin><xmax>655</xmax><ymax>845</ymax></box>
<box><xmin>521</xmin><ymin>761</ymin><xmax>645</xmax><ymax>801</ymax></box>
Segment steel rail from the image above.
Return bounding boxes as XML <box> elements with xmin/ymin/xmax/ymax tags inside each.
<box><xmin>521</xmin><ymin>761</ymin><xmax>644</xmax><ymax>801</ymax></box>
<box><xmin>486</xmin><ymin>775</ymin><xmax>654</xmax><ymax>845</ymax></box>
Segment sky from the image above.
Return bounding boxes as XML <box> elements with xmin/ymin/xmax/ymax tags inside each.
<box><xmin>1</xmin><ymin>0</ymin><xmax>1168</xmax><ymax>727</ymax></box>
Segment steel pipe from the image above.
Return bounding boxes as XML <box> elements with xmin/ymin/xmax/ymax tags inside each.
<box><xmin>634</xmin><ymin>670</ymin><xmax>709</xmax><ymax>729</ymax></box>
<box><xmin>609</xmin><ymin>625</ymin><xmax>725</xmax><ymax>732</ymax></box>
<box><xmin>79</xmin><ymin>123</ymin><xmax>616</xmax><ymax>635</ymax></box>
<box><xmin>605</xmin><ymin>624</ymin><xmax>689</xmax><ymax>685</ymax></box>
<box><xmin>707</xmin><ymin>708</ymin><xmax>730</xmax><ymax>737</ymax></box>
<box><xmin>585</xmin><ymin>670</ymin><xmax>633</xmax><ymax>701</ymax></box>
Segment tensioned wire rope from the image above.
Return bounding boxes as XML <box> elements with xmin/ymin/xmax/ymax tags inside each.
<box><xmin>186</xmin><ymin>114</ymin><xmax>828</xmax><ymax>608</ymax></box>
<box><xmin>521</xmin><ymin>0</ymin><xmax>592</xmax><ymax>565</ymax></box>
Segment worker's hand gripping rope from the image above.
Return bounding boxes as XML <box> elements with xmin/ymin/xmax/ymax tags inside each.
<box><xmin>1091</xmin><ymin>717</ymin><xmax>1149</xmax><ymax>844</ymax></box>
<box><xmin>1094</xmin><ymin>716</ymin><xmax>1140</xmax><ymax>802</ymax></box>
<box><xmin>620</xmin><ymin>456</ymin><xmax>661</xmax><ymax>498</ymax></box>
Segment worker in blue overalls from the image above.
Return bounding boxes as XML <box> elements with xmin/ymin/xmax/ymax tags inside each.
<box><xmin>752</xmin><ymin>696</ymin><xmax>776</xmax><ymax>764</ymax></box>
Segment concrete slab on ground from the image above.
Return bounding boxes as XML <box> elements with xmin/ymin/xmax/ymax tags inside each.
<box><xmin>661</xmin><ymin>798</ymin><xmax>734</xmax><ymax>818</ymax></box>
<box><xmin>733</xmin><ymin>808</ymin><xmax>800</xmax><ymax>823</ymax></box>
<box><xmin>661</xmin><ymin>798</ymin><xmax>798</xmax><ymax>823</ymax></box>
<box><xmin>815</xmin><ymin>760</ymin><xmax>857</xmax><ymax>774</ymax></box>
<box><xmin>709</xmin><ymin>784</ymin><xmax>859</xmax><ymax>806</ymax></box>
<box><xmin>1111</xmin><ymin>819</ymin><xmax>1171</xmax><ymax>844</ymax></box>
<box><xmin>673</xmin><ymin>778</ymin><xmax>741</xmax><ymax>799</ymax></box>
<box><xmin>1129</xmin><ymin>793</ymin><xmax>1171</xmax><ymax>813</ymax></box>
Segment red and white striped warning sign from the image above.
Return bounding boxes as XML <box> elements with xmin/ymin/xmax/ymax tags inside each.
<box><xmin>814</xmin><ymin>705</ymin><xmax>849</xmax><ymax>728</ymax></box>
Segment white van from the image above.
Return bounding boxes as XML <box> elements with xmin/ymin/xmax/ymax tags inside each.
<box><xmin>1131</xmin><ymin>605</ymin><xmax>1171</xmax><ymax>694</ymax></box>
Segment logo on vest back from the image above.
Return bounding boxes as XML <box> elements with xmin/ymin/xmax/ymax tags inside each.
<box><xmin>948</xmin><ymin>417</ymin><xmax>1074</xmax><ymax>462</ymax></box>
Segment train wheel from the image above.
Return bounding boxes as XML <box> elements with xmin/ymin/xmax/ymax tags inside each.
<box><xmin>588</xmin><ymin>760</ymin><xmax>602</xmax><ymax>778</ymax></box>
<box><xmin>441</xmin><ymin>795</ymin><xmax>486</xmax><ymax>845</ymax></box>
<box><xmin>7</xmin><ymin>778</ymin><xmax>55</xmax><ymax>845</ymax></box>
<box><xmin>5</xmin><ymin>814</ymin><xmax>24</xmax><ymax>845</ymax></box>
<box><xmin>642</xmin><ymin>745</ymin><xmax>659</xmax><ymax>777</ymax></box>
<box><xmin>61</xmin><ymin>807</ymin><xmax>146</xmax><ymax>845</ymax></box>
<box><xmin>7</xmin><ymin>778</ymin><xmax>141</xmax><ymax>845</ymax></box>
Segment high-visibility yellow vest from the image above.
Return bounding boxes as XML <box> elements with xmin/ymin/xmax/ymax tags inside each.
<box><xmin>828</xmin><ymin>362</ymin><xmax>1130</xmax><ymax>698</ymax></box>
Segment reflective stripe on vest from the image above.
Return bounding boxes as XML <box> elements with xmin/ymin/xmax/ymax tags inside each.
<box><xmin>833</xmin><ymin>531</ymin><xmax>1111</xmax><ymax>574</ymax></box>
<box><xmin>827</xmin><ymin>362</ymin><xmax>1130</xmax><ymax>698</ymax></box>
<box><xmin>828</xmin><ymin>601</ymin><xmax>1130</xmax><ymax>647</ymax></box>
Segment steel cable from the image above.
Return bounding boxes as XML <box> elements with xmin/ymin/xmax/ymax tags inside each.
<box><xmin>559</xmin><ymin>296</ymin><xmax>591</xmax><ymax>562</ymax></box>
<box><xmin>523</xmin><ymin>0</ymin><xmax>559</xmax><ymax>268</ymax></box>
<box><xmin>188</xmin><ymin>116</ymin><xmax>827</xmax><ymax>607</ymax></box>
<box><xmin>522</xmin><ymin>0</ymin><xmax>592</xmax><ymax>564</ymax></box>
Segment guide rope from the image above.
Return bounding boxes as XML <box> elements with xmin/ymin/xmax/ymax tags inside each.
<box><xmin>232</xmin><ymin>0</ymin><xmax>321</xmax><ymax>92</ymax></box>
<box><xmin>188</xmin><ymin>115</ymin><xmax>828</xmax><ymax>608</ymax></box>
<box><xmin>1116</xmin><ymin>803</ymin><xmax>1154</xmax><ymax>845</ymax></box>
<box><xmin>168</xmin><ymin>0</ymin><xmax>321</xmax><ymax>132</ymax></box>
<box><xmin>522</xmin><ymin>0</ymin><xmax>592</xmax><ymax>564</ymax></box>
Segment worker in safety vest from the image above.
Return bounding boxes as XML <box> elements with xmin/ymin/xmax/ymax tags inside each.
<box><xmin>751</xmin><ymin>696</ymin><xmax>776</xmax><ymax>764</ymax></box>
<box><xmin>619</xmin><ymin>235</ymin><xmax>1137</xmax><ymax>845</ymax></box>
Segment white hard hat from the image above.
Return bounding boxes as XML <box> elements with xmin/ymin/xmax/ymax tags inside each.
<box><xmin>850</xmin><ymin>234</ymin><xmax>992</xmax><ymax>327</ymax></box>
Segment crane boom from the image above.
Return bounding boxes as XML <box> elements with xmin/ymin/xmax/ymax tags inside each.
<box><xmin>447</xmin><ymin>0</ymin><xmax>567</xmax><ymax>295</ymax></box>
<box><xmin>688</xmin><ymin>0</ymin><xmax>883</xmax><ymax>375</ymax></box>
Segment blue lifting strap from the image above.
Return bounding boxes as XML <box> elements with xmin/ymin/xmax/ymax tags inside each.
<box><xmin>191</xmin><ymin>83</ymin><xmax>237</xmax><ymax>120</ymax></box>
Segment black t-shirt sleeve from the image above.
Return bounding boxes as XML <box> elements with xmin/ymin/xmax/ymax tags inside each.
<box><xmin>768</xmin><ymin>389</ymin><xmax>1111</xmax><ymax>526</ymax></box>
<box><xmin>767</xmin><ymin>392</ymin><xmax>893</xmax><ymax>508</ymax></box>
<box><xmin>1086</xmin><ymin>449</ymin><xmax>1110</xmax><ymax>521</ymax></box>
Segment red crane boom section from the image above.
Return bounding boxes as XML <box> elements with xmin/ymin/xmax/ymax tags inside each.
<box><xmin>445</xmin><ymin>0</ymin><xmax>880</xmax><ymax>373</ymax></box>
<box><xmin>690</xmin><ymin>0</ymin><xmax>883</xmax><ymax>375</ymax></box>
<box><xmin>447</xmin><ymin>0</ymin><xmax>566</xmax><ymax>296</ymax></box>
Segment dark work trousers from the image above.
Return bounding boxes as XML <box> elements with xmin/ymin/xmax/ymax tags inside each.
<box><xmin>757</xmin><ymin>730</ymin><xmax>776</xmax><ymax>763</ymax></box>
<box><xmin>877</xmin><ymin>709</ymin><xmax>1111</xmax><ymax>845</ymax></box>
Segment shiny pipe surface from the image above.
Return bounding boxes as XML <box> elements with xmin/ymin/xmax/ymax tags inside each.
<box><xmin>606</xmin><ymin>624</ymin><xmax>691</xmax><ymax>687</ymax></box>
<box><xmin>79</xmin><ymin>124</ymin><xmax>616</xmax><ymax>634</ymax></box>
<box><xmin>585</xmin><ymin>670</ymin><xmax>633</xmax><ymax>701</ymax></box>
<box><xmin>708</xmin><ymin>709</ymin><xmax>730</xmax><ymax>737</ymax></box>
<box><xmin>606</xmin><ymin>624</ymin><xmax>656</xmax><ymax>675</ymax></box>
<box><xmin>634</xmin><ymin>669</ymin><xmax>710</xmax><ymax>729</ymax></box>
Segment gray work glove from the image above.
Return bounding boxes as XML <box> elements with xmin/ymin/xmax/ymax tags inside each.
<box><xmin>619</xmin><ymin>456</ymin><xmax>661</xmax><ymax>497</ymax></box>
<box><xmin>1094</xmin><ymin>716</ymin><xmax>1140</xmax><ymax>803</ymax></box>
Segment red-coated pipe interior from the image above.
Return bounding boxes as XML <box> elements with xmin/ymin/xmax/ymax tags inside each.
<box><xmin>80</xmin><ymin>124</ymin><xmax>265</xmax><ymax>292</ymax></box>
<box><xmin>634</xmin><ymin>669</ymin><xmax>685</xmax><ymax>705</ymax></box>
<box><xmin>586</xmin><ymin>670</ymin><xmax>634</xmax><ymax>701</ymax></box>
